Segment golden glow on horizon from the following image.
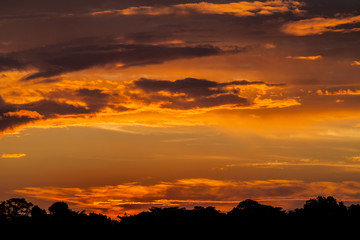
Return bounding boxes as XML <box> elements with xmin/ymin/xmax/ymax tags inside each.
<box><xmin>15</xmin><ymin>178</ymin><xmax>360</xmax><ymax>218</ymax></box>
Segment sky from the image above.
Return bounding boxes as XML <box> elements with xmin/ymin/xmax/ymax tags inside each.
<box><xmin>1</xmin><ymin>0</ymin><xmax>360</xmax><ymax>218</ymax></box>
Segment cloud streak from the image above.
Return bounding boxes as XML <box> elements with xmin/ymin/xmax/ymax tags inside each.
<box><xmin>0</xmin><ymin>38</ymin><xmax>236</xmax><ymax>81</ymax></box>
<box><xmin>286</xmin><ymin>55</ymin><xmax>322</xmax><ymax>60</ymax></box>
<box><xmin>1</xmin><ymin>153</ymin><xmax>26</xmax><ymax>159</ymax></box>
<box><xmin>282</xmin><ymin>15</ymin><xmax>360</xmax><ymax>36</ymax></box>
<box><xmin>91</xmin><ymin>0</ymin><xmax>304</xmax><ymax>17</ymax></box>
<box><xmin>316</xmin><ymin>89</ymin><xmax>360</xmax><ymax>96</ymax></box>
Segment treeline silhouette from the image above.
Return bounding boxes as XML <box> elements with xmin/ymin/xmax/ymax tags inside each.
<box><xmin>1</xmin><ymin>196</ymin><xmax>360</xmax><ymax>237</ymax></box>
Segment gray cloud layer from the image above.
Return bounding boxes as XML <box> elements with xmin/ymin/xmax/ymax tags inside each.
<box><xmin>0</xmin><ymin>37</ymin><xmax>240</xmax><ymax>81</ymax></box>
<box><xmin>132</xmin><ymin>77</ymin><xmax>284</xmax><ymax>110</ymax></box>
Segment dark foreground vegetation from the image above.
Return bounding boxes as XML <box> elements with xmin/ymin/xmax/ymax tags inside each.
<box><xmin>1</xmin><ymin>196</ymin><xmax>360</xmax><ymax>237</ymax></box>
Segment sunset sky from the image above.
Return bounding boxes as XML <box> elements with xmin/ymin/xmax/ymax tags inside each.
<box><xmin>1</xmin><ymin>0</ymin><xmax>360</xmax><ymax>218</ymax></box>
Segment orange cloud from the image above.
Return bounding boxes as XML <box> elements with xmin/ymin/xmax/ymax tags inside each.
<box><xmin>317</xmin><ymin>89</ymin><xmax>360</xmax><ymax>96</ymax></box>
<box><xmin>3</xmin><ymin>110</ymin><xmax>44</xmax><ymax>119</ymax></box>
<box><xmin>91</xmin><ymin>0</ymin><xmax>304</xmax><ymax>17</ymax></box>
<box><xmin>282</xmin><ymin>15</ymin><xmax>360</xmax><ymax>36</ymax></box>
<box><xmin>225</xmin><ymin>157</ymin><xmax>360</xmax><ymax>170</ymax></box>
<box><xmin>1</xmin><ymin>153</ymin><xmax>26</xmax><ymax>159</ymax></box>
<box><xmin>264</xmin><ymin>43</ymin><xmax>276</xmax><ymax>49</ymax></box>
<box><xmin>252</xmin><ymin>96</ymin><xmax>301</xmax><ymax>109</ymax></box>
<box><xmin>15</xmin><ymin>178</ymin><xmax>360</xmax><ymax>218</ymax></box>
<box><xmin>351</xmin><ymin>61</ymin><xmax>360</xmax><ymax>66</ymax></box>
<box><xmin>0</xmin><ymin>76</ymin><xmax>296</xmax><ymax>135</ymax></box>
<box><xmin>286</xmin><ymin>55</ymin><xmax>322</xmax><ymax>60</ymax></box>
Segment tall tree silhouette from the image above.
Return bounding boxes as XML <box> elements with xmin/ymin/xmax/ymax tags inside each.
<box><xmin>0</xmin><ymin>198</ymin><xmax>33</xmax><ymax>220</ymax></box>
<box><xmin>48</xmin><ymin>202</ymin><xmax>71</xmax><ymax>217</ymax></box>
<box><xmin>31</xmin><ymin>205</ymin><xmax>48</xmax><ymax>221</ymax></box>
<box><xmin>302</xmin><ymin>196</ymin><xmax>347</xmax><ymax>217</ymax></box>
<box><xmin>228</xmin><ymin>199</ymin><xmax>285</xmax><ymax>218</ymax></box>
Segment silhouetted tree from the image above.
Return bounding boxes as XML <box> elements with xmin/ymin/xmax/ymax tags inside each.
<box><xmin>31</xmin><ymin>205</ymin><xmax>48</xmax><ymax>221</ymax></box>
<box><xmin>88</xmin><ymin>212</ymin><xmax>112</xmax><ymax>223</ymax></box>
<box><xmin>228</xmin><ymin>199</ymin><xmax>285</xmax><ymax>218</ymax></box>
<box><xmin>0</xmin><ymin>198</ymin><xmax>33</xmax><ymax>220</ymax></box>
<box><xmin>148</xmin><ymin>206</ymin><xmax>186</xmax><ymax>216</ymax></box>
<box><xmin>191</xmin><ymin>206</ymin><xmax>223</xmax><ymax>217</ymax></box>
<box><xmin>348</xmin><ymin>204</ymin><xmax>360</xmax><ymax>217</ymax></box>
<box><xmin>3</xmin><ymin>195</ymin><xmax>360</xmax><ymax>237</ymax></box>
<box><xmin>48</xmin><ymin>202</ymin><xmax>71</xmax><ymax>216</ymax></box>
<box><xmin>302</xmin><ymin>196</ymin><xmax>347</xmax><ymax>217</ymax></box>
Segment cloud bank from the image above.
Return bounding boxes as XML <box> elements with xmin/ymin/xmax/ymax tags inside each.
<box><xmin>91</xmin><ymin>0</ymin><xmax>304</xmax><ymax>17</ymax></box>
<box><xmin>0</xmin><ymin>76</ymin><xmax>291</xmax><ymax>133</ymax></box>
<box><xmin>130</xmin><ymin>77</ymin><xmax>287</xmax><ymax>110</ymax></box>
<box><xmin>0</xmin><ymin>38</ymin><xmax>237</xmax><ymax>81</ymax></box>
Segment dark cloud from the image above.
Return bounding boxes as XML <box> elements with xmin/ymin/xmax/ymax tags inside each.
<box><xmin>132</xmin><ymin>77</ymin><xmax>283</xmax><ymax>109</ymax></box>
<box><xmin>1</xmin><ymin>75</ymin><xmax>262</xmax><ymax>130</ymax></box>
<box><xmin>134</xmin><ymin>77</ymin><xmax>282</xmax><ymax>97</ymax></box>
<box><xmin>44</xmin><ymin>87</ymin><xmax>132</xmax><ymax>114</ymax></box>
<box><xmin>123</xmin><ymin>31</ymin><xmax>177</xmax><ymax>45</ymax></box>
<box><xmin>0</xmin><ymin>88</ymin><xmax>127</xmax><ymax>131</ymax></box>
<box><xmin>134</xmin><ymin>78</ymin><xmax>222</xmax><ymax>97</ymax></box>
<box><xmin>19</xmin><ymin>99</ymin><xmax>90</xmax><ymax>117</ymax></box>
<box><xmin>0</xmin><ymin>0</ymin><xmax>358</xmax><ymax>57</ymax></box>
<box><xmin>0</xmin><ymin>1</ymin><xmax>267</xmax><ymax>16</ymax></box>
<box><xmin>35</xmin><ymin>78</ymin><xmax>62</xmax><ymax>84</ymax></box>
<box><xmin>0</xmin><ymin>37</ymin><xmax>237</xmax><ymax>81</ymax></box>
<box><xmin>0</xmin><ymin>55</ymin><xmax>23</xmax><ymax>71</ymax></box>
<box><xmin>0</xmin><ymin>93</ymin><xmax>92</xmax><ymax>132</ymax></box>
<box><xmin>0</xmin><ymin>0</ymin><xmax>134</xmax><ymax>16</ymax></box>
<box><xmin>301</xmin><ymin>0</ymin><xmax>360</xmax><ymax>16</ymax></box>
<box><xmin>0</xmin><ymin>96</ymin><xmax>15</xmax><ymax>114</ymax></box>
<box><xmin>220</xmin><ymin>80</ymin><xmax>286</xmax><ymax>87</ymax></box>
<box><xmin>161</xmin><ymin>94</ymin><xmax>249</xmax><ymax>110</ymax></box>
<box><xmin>0</xmin><ymin>96</ymin><xmax>36</xmax><ymax>132</ymax></box>
<box><xmin>0</xmin><ymin>114</ymin><xmax>36</xmax><ymax>132</ymax></box>
<box><xmin>0</xmin><ymin>12</ymin><xmax>57</xmax><ymax>22</ymax></box>
<box><xmin>76</xmin><ymin>88</ymin><xmax>110</xmax><ymax>112</ymax></box>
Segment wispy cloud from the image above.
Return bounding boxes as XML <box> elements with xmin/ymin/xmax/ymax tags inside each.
<box><xmin>286</xmin><ymin>55</ymin><xmax>322</xmax><ymax>60</ymax></box>
<box><xmin>226</xmin><ymin>159</ymin><xmax>360</xmax><ymax>170</ymax></box>
<box><xmin>3</xmin><ymin>110</ymin><xmax>44</xmax><ymax>119</ymax></box>
<box><xmin>1</xmin><ymin>153</ymin><xmax>26</xmax><ymax>159</ymax></box>
<box><xmin>351</xmin><ymin>61</ymin><xmax>360</xmax><ymax>66</ymax></box>
<box><xmin>282</xmin><ymin>15</ymin><xmax>360</xmax><ymax>36</ymax></box>
<box><xmin>317</xmin><ymin>89</ymin><xmax>360</xmax><ymax>96</ymax></box>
